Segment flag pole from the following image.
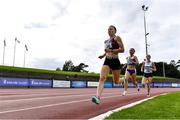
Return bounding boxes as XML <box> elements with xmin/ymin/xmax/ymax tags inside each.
<box><xmin>13</xmin><ymin>37</ymin><xmax>20</xmax><ymax>66</ymax></box>
<box><xmin>23</xmin><ymin>44</ymin><xmax>28</xmax><ymax>67</ymax></box>
<box><xmin>3</xmin><ymin>39</ymin><xmax>6</xmax><ymax>65</ymax></box>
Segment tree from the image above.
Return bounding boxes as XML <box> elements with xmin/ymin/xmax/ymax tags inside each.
<box><xmin>170</xmin><ymin>60</ymin><xmax>176</xmax><ymax>67</ymax></box>
<box><xmin>176</xmin><ymin>60</ymin><xmax>180</xmax><ymax>71</ymax></box>
<box><xmin>121</xmin><ymin>61</ymin><xmax>180</xmax><ymax>78</ymax></box>
<box><xmin>136</xmin><ymin>63</ymin><xmax>144</xmax><ymax>76</ymax></box>
<box><xmin>152</xmin><ymin>62</ymin><xmax>180</xmax><ymax>78</ymax></box>
<box><xmin>62</xmin><ymin>60</ymin><xmax>89</xmax><ymax>72</ymax></box>
<box><xmin>72</xmin><ymin>63</ymin><xmax>89</xmax><ymax>72</ymax></box>
<box><xmin>62</xmin><ymin>60</ymin><xmax>74</xmax><ymax>71</ymax></box>
<box><xmin>56</xmin><ymin>67</ymin><xmax>61</xmax><ymax>71</ymax></box>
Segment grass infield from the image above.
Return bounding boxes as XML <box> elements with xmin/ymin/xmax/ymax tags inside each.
<box><xmin>106</xmin><ymin>92</ymin><xmax>180</xmax><ymax>119</ymax></box>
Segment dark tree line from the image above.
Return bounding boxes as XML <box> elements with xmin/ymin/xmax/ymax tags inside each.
<box><xmin>57</xmin><ymin>59</ymin><xmax>180</xmax><ymax>78</ymax></box>
<box><xmin>57</xmin><ymin>60</ymin><xmax>88</xmax><ymax>72</ymax></box>
<box><xmin>120</xmin><ymin>61</ymin><xmax>180</xmax><ymax>78</ymax></box>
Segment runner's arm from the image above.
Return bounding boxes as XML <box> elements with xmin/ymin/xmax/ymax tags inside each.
<box><xmin>141</xmin><ymin>62</ymin><xmax>145</xmax><ymax>72</ymax></box>
<box><xmin>98</xmin><ymin>53</ymin><xmax>106</xmax><ymax>59</ymax></box>
<box><xmin>152</xmin><ymin>62</ymin><xmax>157</xmax><ymax>72</ymax></box>
<box><xmin>112</xmin><ymin>36</ymin><xmax>124</xmax><ymax>53</ymax></box>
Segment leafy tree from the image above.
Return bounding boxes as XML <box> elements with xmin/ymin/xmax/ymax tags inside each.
<box><xmin>62</xmin><ymin>60</ymin><xmax>74</xmax><ymax>71</ymax></box>
<box><xmin>165</xmin><ymin>64</ymin><xmax>179</xmax><ymax>78</ymax></box>
<box><xmin>170</xmin><ymin>60</ymin><xmax>176</xmax><ymax>67</ymax></box>
<box><xmin>62</xmin><ymin>60</ymin><xmax>89</xmax><ymax>72</ymax></box>
<box><xmin>136</xmin><ymin>63</ymin><xmax>144</xmax><ymax>76</ymax></box>
<box><xmin>176</xmin><ymin>60</ymin><xmax>180</xmax><ymax>71</ymax></box>
<box><xmin>56</xmin><ymin>67</ymin><xmax>61</xmax><ymax>71</ymax></box>
<box><xmin>72</xmin><ymin>63</ymin><xmax>89</xmax><ymax>72</ymax></box>
<box><xmin>151</xmin><ymin>62</ymin><xmax>180</xmax><ymax>78</ymax></box>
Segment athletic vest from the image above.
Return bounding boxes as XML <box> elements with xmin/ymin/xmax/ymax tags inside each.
<box><xmin>144</xmin><ymin>61</ymin><xmax>153</xmax><ymax>73</ymax></box>
<box><xmin>104</xmin><ymin>38</ymin><xmax>119</xmax><ymax>49</ymax></box>
<box><xmin>127</xmin><ymin>56</ymin><xmax>136</xmax><ymax>66</ymax></box>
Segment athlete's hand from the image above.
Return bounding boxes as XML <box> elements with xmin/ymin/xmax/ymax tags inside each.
<box><xmin>98</xmin><ymin>55</ymin><xmax>104</xmax><ymax>59</ymax></box>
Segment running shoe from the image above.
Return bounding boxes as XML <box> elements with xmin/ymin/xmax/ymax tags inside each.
<box><xmin>122</xmin><ymin>91</ymin><xmax>127</xmax><ymax>96</ymax></box>
<box><xmin>147</xmin><ymin>94</ymin><xmax>150</xmax><ymax>97</ymax></box>
<box><xmin>91</xmin><ymin>96</ymin><xmax>100</xmax><ymax>104</ymax></box>
<box><xmin>137</xmin><ymin>87</ymin><xmax>140</xmax><ymax>92</ymax></box>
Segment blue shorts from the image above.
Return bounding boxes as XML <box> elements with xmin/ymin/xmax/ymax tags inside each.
<box><xmin>127</xmin><ymin>69</ymin><xmax>136</xmax><ymax>75</ymax></box>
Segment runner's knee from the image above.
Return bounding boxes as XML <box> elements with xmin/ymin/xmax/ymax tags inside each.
<box><xmin>114</xmin><ymin>79</ymin><xmax>119</xmax><ymax>84</ymax></box>
<box><xmin>147</xmin><ymin>82</ymin><xmax>151</xmax><ymax>86</ymax></box>
<box><xmin>99</xmin><ymin>76</ymin><xmax>106</xmax><ymax>82</ymax></box>
<box><xmin>124</xmin><ymin>78</ymin><xmax>128</xmax><ymax>82</ymax></box>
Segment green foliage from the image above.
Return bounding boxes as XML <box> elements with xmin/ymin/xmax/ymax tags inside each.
<box><xmin>62</xmin><ymin>60</ymin><xmax>74</xmax><ymax>71</ymax></box>
<box><xmin>154</xmin><ymin>62</ymin><xmax>180</xmax><ymax>78</ymax></box>
<box><xmin>0</xmin><ymin>65</ymin><xmax>177</xmax><ymax>81</ymax></box>
<box><xmin>0</xmin><ymin>65</ymin><xmax>92</xmax><ymax>76</ymax></box>
<box><xmin>121</xmin><ymin>61</ymin><xmax>180</xmax><ymax>79</ymax></box>
<box><xmin>62</xmin><ymin>60</ymin><xmax>88</xmax><ymax>72</ymax></box>
<box><xmin>56</xmin><ymin>67</ymin><xmax>61</xmax><ymax>71</ymax></box>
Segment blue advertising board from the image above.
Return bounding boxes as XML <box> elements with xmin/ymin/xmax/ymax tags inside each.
<box><xmin>29</xmin><ymin>79</ymin><xmax>52</xmax><ymax>87</ymax></box>
<box><xmin>71</xmin><ymin>81</ymin><xmax>86</xmax><ymax>88</ymax></box>
<box><xmin>104</xmin><ymin>82</ymin><xmax>112</xmax><ymax>88</ymax></box>
<box><xmin>113</xmin><ymin>83</ymin><xmax>123</xmax><ymax>88</ymax></box>
<box><xmin>128</xmin><ymin>82</ymin><xmax>134</xmax><ymax>88</ymax></box>
<box><xmin>163</xmin><ymin>83</ymin><xmax>172</xmax><ymax>87</ymax></box>
<box><xmin>0</xmin><ymin>77</ymin><xmax>29</xmax><ymax>87</ymax></box>
<box><xmin>154</xmin><ymin>83</ymin><xmax>163</xmax><ymax>87</ymax></box>
<box><xmin>177</xmin><ymin>83</ymin><xmax>180</xmax><ymax>88</ymax></box>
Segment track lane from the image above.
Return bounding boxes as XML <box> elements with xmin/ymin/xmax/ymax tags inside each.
<box><xmin>0</xmin><ymin>88</ymin><xmax>179</xmax><ymax>119</ymax></box>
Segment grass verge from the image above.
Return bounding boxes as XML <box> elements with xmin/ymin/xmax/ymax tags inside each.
<box><xmin>0</xmin><ymin>65</ymin><xmax>176</xmax><ymax>81</ymax></box>
<box><xmin>106</xmin><ymin>92</ymin><xmax>180</xmax><ymax>119</ymax></box>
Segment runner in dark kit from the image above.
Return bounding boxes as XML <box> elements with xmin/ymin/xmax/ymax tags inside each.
<box><xmin>92</xmin><ymin>25</ymin><xmax>124</xmax><ymax>104</ymax></box>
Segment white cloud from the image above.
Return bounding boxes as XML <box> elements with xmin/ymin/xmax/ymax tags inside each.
<box><xmin>0</xmin><ymin>0</ymin><xmax>180</xmax><ymax>73</ymax></box>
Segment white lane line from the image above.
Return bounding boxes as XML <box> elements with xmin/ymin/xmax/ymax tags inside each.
<box><xmin>0</xmin><ymin>93</ymin><xmax>101</xmax><ymax>102</ymax></box>
<box><xmin>0</xmin><ymin>88</ymin><xmax>138</xmax><ymax>98</ymax></box>
<box><xmin>0</xmin><ymin>92</ymin><xmax>141</xmax><ymax>114</ymax></box>
<box><xmin>0</xmin><ymin>92</ymin><xmax>93</xmax><ymax>97</ymax></box>
<box><xmin>0</xmin><ymin>93</ymin><xmax>94</xmax><ymax>100</ymax></box>
<box><xmin>0</xmin><ymin>91</ymin><xmax>131</xmax><ymax>103</ymax></box>
<box><xmin>0</xmin><ymin>89</ymin><xmax>124</xmax><ymax>97</ymax></box>
<box><xmin>89</xmin><ymin>93</ymin><xmax>168</xmax><ymax>120</ymax></box>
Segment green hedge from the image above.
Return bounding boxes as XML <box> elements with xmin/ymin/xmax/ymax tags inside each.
<box><xmin>0</xmin><ymin>65</ymin><xmax>179</xmax><ymax>82</ymax></box>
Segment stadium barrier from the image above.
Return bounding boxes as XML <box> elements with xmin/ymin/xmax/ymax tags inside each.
<box><xmin>0</xmin><ymin>77</ymin><xmax>178</xmax><ymax>88</ymax></box>
<box><xmin>0</xmin><ymin>77</ymin><xmax>52</xmax><ymax>88</ymax></box>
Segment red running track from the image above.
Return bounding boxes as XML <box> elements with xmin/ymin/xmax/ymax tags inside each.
<box><xmin>0</xmin><ymin>88</ymin><xmax>180</xmax><ymax>119</ymax></box>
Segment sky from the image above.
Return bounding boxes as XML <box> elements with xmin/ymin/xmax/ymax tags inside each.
<box><xmin>0</xmin><ymin>0</ymin><xmax>180</xmax><ymax>73</ymax></box>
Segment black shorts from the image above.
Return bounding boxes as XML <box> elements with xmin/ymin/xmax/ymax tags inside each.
<box><xmin>144</xmin><ymin>73</ymin><xmax>153</xmax><ymax>78</ymax></box>
<box><xmin>103</xmin><ymin>57</ymin><xmax>121</xmax><ymax>70</ymax></box>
